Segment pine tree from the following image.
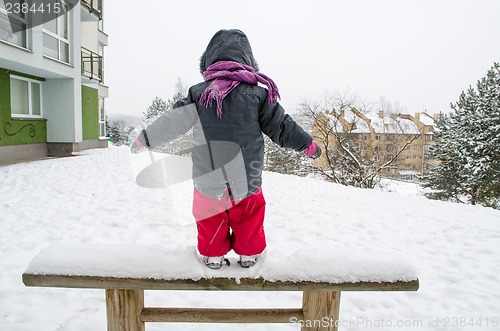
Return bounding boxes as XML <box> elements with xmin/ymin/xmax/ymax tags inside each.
<box><xmin>105</xmin><ymin>116</ymin><xmax>128</xmax><ymax>146</ymax></box>
<box><xmin>143</xmin><ymin>96</ymin><xmax>168</xmax><ymax>120</ymax></box>
<box><xmin>425</xmin><ymin>63</ymin><xmax>500</xmax><ymax>208</ymax></box>
<box><xmin>142</xmin><ymin>82</ymin><xmax>190</xmax><ymax>154</ymax></box>
<box><xmin>143</xmin><ymin>79</ymin><xmax>187</xmax><ymax>121</ymax></box>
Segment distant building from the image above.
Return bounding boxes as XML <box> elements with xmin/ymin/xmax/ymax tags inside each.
<box><xmin>0</xmin><ymin>0</ymin><xmax>108</xmax><ymax>164</ymax></box>
<box><xmin>313</xmin><ymin>108</ymin><xmax>439</xmax><ymax>182</ymax></box>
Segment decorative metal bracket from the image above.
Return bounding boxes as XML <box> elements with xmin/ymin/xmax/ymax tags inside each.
<box><xmin>4</xmin><ymin>122</ymin><xmax>36</xmax><ymax>138</ymax></box>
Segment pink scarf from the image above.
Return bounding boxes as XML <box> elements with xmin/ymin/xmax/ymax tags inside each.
<box><xmin>200</xmin><ymin>61</ymin><xmax>280</xmax><ymax>119</ymax></box>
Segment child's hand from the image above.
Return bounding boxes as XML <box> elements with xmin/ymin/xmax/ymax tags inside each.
<box><xmin>308</xmin><ymin>145</ymin><xmax>322</xmax><ymax>160</ymax></box>
<box><xmin>130</xmin><ymin>138</ymin><xmax>146</xmax><ymax>154</ymax></box>
<box><xmin>304</xmin><ymin>141</ymin><xmax>322</xmax><ymax>160</ymax></box>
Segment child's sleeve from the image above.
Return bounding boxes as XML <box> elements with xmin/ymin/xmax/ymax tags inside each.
<box><xmin>258</xmin><ymin>95</ymin><xmax>313</xmax><ymax>152</ymax></box>
<box><xmin>137</xmin><ymin>90</ymin><xmax>198</xmax><ymax>148</ymax></box>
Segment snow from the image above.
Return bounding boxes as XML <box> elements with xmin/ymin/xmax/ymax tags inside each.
<box><xmin>376</xmin><ymin>177</ymin><xmax>431</xmax><ymax>197</ymax></box>
<box><xmin>25</xmin><ymin>243</ymin><xmax>417</xmax><ymax>284</ymax></box>
<box><xmin>326</xmin><ymin>109</ymin><xmax>425</xmax><ymax>135</ymax></box>
<box><xmin>418</xmin><ymin>112</ymin><xmax>437</xmax><ymax>126</ymax></box>
<box><xmin>392</xmin><ymin>117</ymin><xmax>420</xmax><ymax>134</ymax></box>
<box><xmin>1</xmin><ymin>146</ymin><xmax>500</xmax><ymax>330</ymax></box>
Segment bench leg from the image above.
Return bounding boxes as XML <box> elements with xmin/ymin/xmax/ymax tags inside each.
<box><xmin>301</xmin><ymin>291</ymin><xmax>341</xmax><ymax>331</ymax></box>
<box><xmin>106</xmin><ymin>289</ymin><xmax>145</xmax><ymax>331</ymax></box>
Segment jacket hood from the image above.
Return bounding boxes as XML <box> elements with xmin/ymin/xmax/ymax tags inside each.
<box><xmin>199</xmin><ymin>29</ymin><xmax>259</xmax><ymax>74</ymax></box>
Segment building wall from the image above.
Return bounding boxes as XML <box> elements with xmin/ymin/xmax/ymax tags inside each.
<box><xmin>312</xmin><ymin>111</ymin><xmax>438</xmax><ymax>182</ymax></box>
<box><xmin>0</xmin><ymin>3</ymin><xmax>108</xmax><ymax>163</ymax></box>
<box><xmin>0</xmin><ymin>68</ymin><xmax>47</xmax><ymax>146</ymax></box>
<box><xmin>0</xmin><ymin>3</ymin><xmax>83</xmax><ymax>146</ymax></box>
<box><xmin>81</xmin><ymin>85</ymin><xmax>99</xmax><ymax>140</ymax></box>
<box><xmin>81</xmin><ymin>21</ymin><xmax>99</xmax><ymax>54</ymax></box>
<box><xmin>0</xmin><ymin>5</ymin><xmax>81</xmax><ymax>80</ymax></box>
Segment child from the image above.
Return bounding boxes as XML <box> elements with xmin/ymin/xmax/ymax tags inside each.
<box><xmin>132</xmin><ymin>29</ymin><xmax>321</xmax><ymax>269</ymax></box>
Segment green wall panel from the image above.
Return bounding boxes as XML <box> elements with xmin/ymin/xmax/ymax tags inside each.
<box><xmin>81</xmin><ymin>85</ymin><xmax>99</xmax><ymax>140</ymax></box>
<box><xmin>0</xmin><ymin>68</ymin><xmax>47</xmax><ymax>146</ymax></box>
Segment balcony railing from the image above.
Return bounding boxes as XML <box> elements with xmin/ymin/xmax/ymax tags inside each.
<box><xmin>81</xmin><ymin>47</ymin><xmax>103</xmax><ymax>82</ymax></box>
<box><xmin>81</xmin><ymin>0</ymin><xmax>102</xmax><ymax>19</ymax></box>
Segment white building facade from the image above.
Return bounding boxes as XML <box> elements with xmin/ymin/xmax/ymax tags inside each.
<box><xmin>0</xmin><ymin>0</ymin><xmax>108</xmax><ymax>163</ymax></box>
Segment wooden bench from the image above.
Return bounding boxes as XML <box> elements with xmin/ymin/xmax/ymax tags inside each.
<box><xmin>22</xmin><ymin>245</ymin><xmax>419</xmax><ymax>331</ymax></box>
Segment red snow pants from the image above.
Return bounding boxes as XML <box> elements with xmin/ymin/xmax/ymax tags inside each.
<box><xmin>193</xmin><ymin>188</ymin><xmax>266</xmax><ymax>257</ymax></box>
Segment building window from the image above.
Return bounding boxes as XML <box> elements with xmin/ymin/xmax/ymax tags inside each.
<box><xmin>413</xmin><ymin>155</ymin><xmax>417</xmax><ymax>160</ymax></box>
<box><xmin>405</xmin><ymin>155</ymin><xmax>410</xmax><ymax>160</ymax></box>
<box><xmin>99</xmin><ymin>97</ymin><xmax>106</xmax><ymax>138</ymax></box>
<box><xmin>424</xmin><ymin>153</ymin><xmax>435</xmax><ymax>161</ymax></box>
<box><xmin>405</xmin><ymin>145</ymin><xmax>411</xmax><ymax>150</ymax></box>
<box><xmin>375</xmin><ymin>135</ymin><xmax>381</xmax><ymax>141</ymax></box>
<box><xmin>401</xmin><ymin>173</ymin><xmax>419</xmax><ymax>181</ymax></box>
<box><xmin>10</xmin><ymin>75</ymin><xmax>42</xmax><ymax>118</ymax></box>
<box><xmin>43</xmin><ymin>1</ymin><xmax>70</xmax><ymax>63</ymax></box>
<box><xmin>98</xmin><ymin>42</ymin><xmax>104</xmax><ymax>82</ymax></box>
<box><xmin>0</xmin><ymin>0</ymin><xmax>28</xmax><ymax>48</ymax></box>
<box><xmin>362</xmin><ymin>145</ymin><xmax>368</xmax><ymax>151</ymax></box>
<box><xmin>363</xmin><ymin>135</ymin><xmax>368</xmax><ymax>141</ymax></box>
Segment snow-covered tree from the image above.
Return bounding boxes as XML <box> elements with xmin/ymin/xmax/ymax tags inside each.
<box><xmin>300</xmin><ymin>93</ymin><xmax>418</xmax><ymax>189</ymax></box>
<box><xmin>263</xmin><ymin>135</ymin><xmax>309</xmax><ymax>176</ymax></box>
<box><xmin>425</xmin><ymin>63</ymin><xmax>500</xmax><ymax>208</ymax></box>
<box><xmin>143</xmin><ymin>96</ymin><xmax>168</xmax><ymax>120</ymax></box>
<box><xmin>106</xmin><ymin>116</ymin><xmax>133</xmax><ymax>146</ymax></box>
<box><xmin>142</xmin><ymin>81</ymin><xmax>190</xmax><ymax>155</ymax></box>
<box><xmin>143</xmin><ymin>79</ymin><xmax>187</xmax><ymax>121</ymax></box>
<box><xmin>106</xmin><ymin>116</ymin><xmax>122</xmax><ymax>145</ymax></box>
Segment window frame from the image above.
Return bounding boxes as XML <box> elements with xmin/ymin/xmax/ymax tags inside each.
<box><xmin>0</xmin><ymin>0</ymin><xmax>30</xmax><ymax>49</ymax></box>
<box><xmin>42</xmin><ymin>1</ymin><xmax>70</xmax><ymax>63</ymax></box>
<box><xmin>10</xmin><ymin>74</ymin><xmax>43</xmax><ymax>119</ymax></box>
<box><xmin>98</xmin><ymin>97</ymin><xmax>106</xmax><ymax>139</ymax></box>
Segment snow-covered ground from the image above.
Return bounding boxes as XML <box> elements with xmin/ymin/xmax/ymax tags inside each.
<box><xmin>1</xmin><ymin>146</ymin><xmax>499</xmax><ymax>330</ymax></box>
<box><xmin>376</xmin><ymin>177</ymin><xmax>431</xmax><ymax>197</ymax></box>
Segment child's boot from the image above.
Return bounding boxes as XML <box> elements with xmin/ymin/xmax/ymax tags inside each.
<box><xmin>203</xmin><ymin>256</ymin><xmax>229</xmax><ymax>269</ymax></box>
<box><xmin>239</xmin><ymin>255</ymin><xmax>258</xmax><ymax>268</ymax></box>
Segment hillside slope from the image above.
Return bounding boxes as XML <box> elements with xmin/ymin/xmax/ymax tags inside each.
<box><xmin>0</xmin><ymin>146</ymin><xmax>498</xmax><ymax>330</ymax></box>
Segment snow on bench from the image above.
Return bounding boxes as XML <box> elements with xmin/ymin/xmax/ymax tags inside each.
<box><xmin>23</xmin><ymin>244</ymin><xmax>419</xmax><ymax>331</ymax></box>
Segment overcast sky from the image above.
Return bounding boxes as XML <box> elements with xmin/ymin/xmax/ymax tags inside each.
<box><xmin>102</xmin><ymin>0</ymin><xmax>500</xmax><ymax>118</ymax></box>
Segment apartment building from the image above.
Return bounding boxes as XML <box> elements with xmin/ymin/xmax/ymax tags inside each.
<box><xmin>0</xmin><ymin>0</ymin><xmax>108</xmax><ymax>164</ymax></box>
<box><xmin>313</xmin><ymin>108</ymin><xmax>439</xmax><ymax>182</ymax></box>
